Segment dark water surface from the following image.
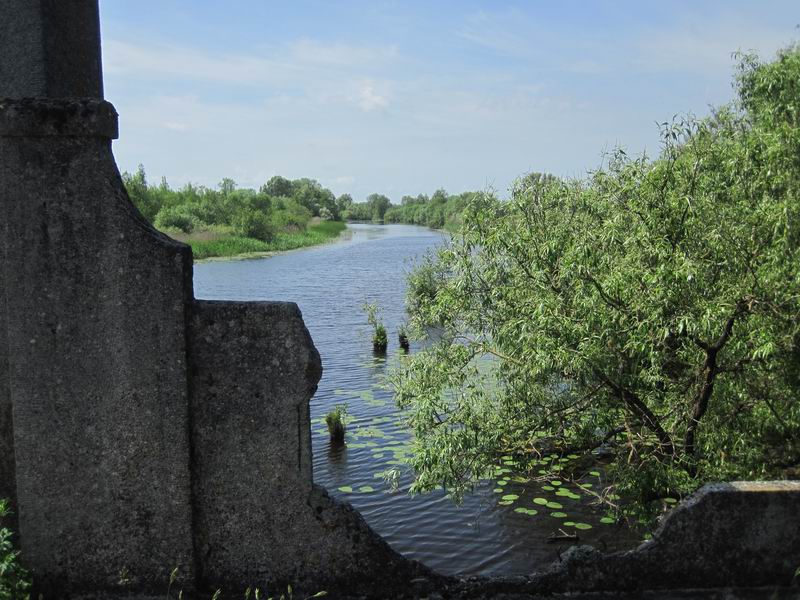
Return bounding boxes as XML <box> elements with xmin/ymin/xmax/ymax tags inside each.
<box><xmin>194</xmin><ymin>223</ymin><xmax>642</xmax><ymax>577</ymax></box>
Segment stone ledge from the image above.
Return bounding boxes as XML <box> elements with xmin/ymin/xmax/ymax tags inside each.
<box><xmin>0</xmin><ymin>98</ymin><xmax>118</xmax><ymax>138</ymax></box>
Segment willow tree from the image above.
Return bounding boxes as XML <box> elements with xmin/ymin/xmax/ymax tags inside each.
<box><xmin>392</xmin><ymin>47</ymin><xmax>800</xmax><ymax>509</ymax></box>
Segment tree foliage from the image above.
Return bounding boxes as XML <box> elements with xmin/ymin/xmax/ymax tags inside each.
<box><xmin>392</xmin><ymin>47</ymin><xmax>800</xmax><ymax>511</ymax></box>
<box><xmin>123</xmin><ymin>172</ymin><xmax>338</xmax><ymax>238</ymax></box>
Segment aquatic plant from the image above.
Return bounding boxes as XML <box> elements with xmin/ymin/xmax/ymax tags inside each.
<box><xmin>398</xmin><ymin>325</ymin><xmax>410</xmax><ymax>352</ymax></box>
<box><xmin>363</xmin><ymin>303</ymin><xmax>388</xmax><ymax>353</ymax></box>
<box><xmin>325</xmin><ymin>404</ymin><xmax>348</xmax><ymax>443</ymax></box>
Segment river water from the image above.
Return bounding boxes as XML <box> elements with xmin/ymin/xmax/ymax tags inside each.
<box><xmin>193</xmin><ymin>223</ymin><xmax>641</xmax><ymax>577</ymax></box>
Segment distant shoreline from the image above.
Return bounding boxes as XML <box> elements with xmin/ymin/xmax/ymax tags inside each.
<box><xmin>165</xmin><ymin>220</ymin><xmax>348</xmax><ymax>262</ymax></box>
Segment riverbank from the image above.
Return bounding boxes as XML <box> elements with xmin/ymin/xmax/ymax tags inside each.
<box><xmin>166</xmin><ymin>220</ymin><xmax>347</xmax><ymax>261</ymax></box>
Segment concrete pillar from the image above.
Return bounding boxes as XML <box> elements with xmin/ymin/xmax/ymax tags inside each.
<box><xmin>0</xmin><ymin>0</ymin><xmax>196</xmax><ymax>594</ymax></box>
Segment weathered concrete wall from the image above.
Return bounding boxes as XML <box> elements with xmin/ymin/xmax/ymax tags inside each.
<box><xmin>0</xmin><ymin>232</ymin><xmax>14</xmax><ymax>533</ymax></box>
<box><xmin>188</xmin><ymin>301</ymin><xmax>434</xmax><ymax>596</ymax></box>
<box><xmin>0</xmin><ymin>99</ymin><xmax>196</xmax><ymax>595</ymax></box>
<box><xmin>0</xmin><ymin>0</ymin><xmax>103</xmax><ymax>98</ymax></box>
<box><xmin>451</xmin><ymin>481</ymin><xmax>800</xmax><ymax>598</ymax></box>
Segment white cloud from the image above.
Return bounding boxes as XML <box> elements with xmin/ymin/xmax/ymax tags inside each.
<box><xmin>354</xmin><ymin>81</ymin><xmax>390</xmax><ymax>112</ymax></box>
<box><xmin>287</xmin><ymin>38</ymin><xmax>399</xmax><ymax>67</ymax></box>
<box><xmin>104</xmin><ymin>38</ymin><xmax>399</xmax><ymax>89</ymax></box>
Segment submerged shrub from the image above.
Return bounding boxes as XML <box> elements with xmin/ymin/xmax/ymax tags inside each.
<box><xmin>325</xmin><ymin>404</ymin><xmax>348</xmax><ymax>443</ymax></box>
<box><xmin>363</xmin><ymin>303</ymin><xmax>388</xmax><ymax>353</ymax></box>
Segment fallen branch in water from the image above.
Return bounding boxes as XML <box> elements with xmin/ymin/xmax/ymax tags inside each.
<box><xmin>547</xmin><ymin>529</ymin><xmax>579</xmax><ymax>543</ymax></box>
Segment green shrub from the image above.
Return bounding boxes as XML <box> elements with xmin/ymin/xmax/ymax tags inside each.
<box><xmin>154</xmin><ymin>205</ymin><xmax>197</xmax><ymax>234</ymax></box>
<box><xmin>0</xmin><ymin>500</ymin><xmax>30</xmax><ymax>600</ymax></box>
<box><xmin>325</xmin><ymin>404</ymin><xmax>348</xmax><ymax>443</ymax></box>
<box><xmin>232</xmin><ymin>208</ymin><xmax>275</xmax><ymax>242</ymax></box>
<box><xmin>363</xmin><ymin>303</ymin><xmax>388</xmax><ymax>353</ymax></box>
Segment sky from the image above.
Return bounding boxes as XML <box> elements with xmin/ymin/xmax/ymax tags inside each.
<box><xmin>100</xmin><ymin>1</ymin><xmax>798</xmax><ymax>202</ymax></box>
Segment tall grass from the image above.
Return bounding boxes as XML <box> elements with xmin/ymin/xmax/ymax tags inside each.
<box><xmin>189</xmin><ymin>221</ymin><xmax>346</xmax><ymax>260</ymax></box>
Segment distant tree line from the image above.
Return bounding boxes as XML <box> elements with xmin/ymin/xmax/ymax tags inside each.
<box><xmin>344</xmin><ymin>189</ymin><xmax>483</xmax><ymax>230</ymax></box>
<box><xmin>122</xmin><ymin>168</ymin><xmax>348</xmax><ymax>242</ymax></box>
<box><xmin>124</xmin><ymin>166</ymin><xmax>481</xmax><ymax>237</ymax></box>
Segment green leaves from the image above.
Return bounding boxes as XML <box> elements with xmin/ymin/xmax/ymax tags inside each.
<box><xmin>391</xmin><ymin>44</ymin><xmax>800</xmax><ymax>519</ymax></box>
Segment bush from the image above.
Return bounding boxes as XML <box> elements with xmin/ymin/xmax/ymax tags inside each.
<box><xmin>325</xmin><ymin>404</ymin><xmax>348</xmax><ymax>443</ymax></box>
<box><xmin>0</xmin><ymin>500</ymin><xmax>30</xmax><ymax>600</ymax></box>
<box><xmin>154</xmin><ymin>205</ymin><xmax>197</xmax><ymax>234</ymax></box>
<box><xmin>232</xmin><ymin>208</ymin><xmax>275</xmax><ymax>242</ymax></box>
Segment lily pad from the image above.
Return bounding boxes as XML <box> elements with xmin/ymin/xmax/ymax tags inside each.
<box><xmin>501</xmin><ymin>494</ymin><xmax>519</xmax><ymax>502</ymax></box>
<box><xmin>493</xmin><ymin>488</ymin><xmax>504</xmax><ymax>493</ymax></box>
<box><xmin>573</xmin><ymin>523</ymin><xmax>593</xmax><ymax>530</ymax></box>
<box><xmin>338</xmin><ymin>486</ymin><xmax>353</xmax><ymax>493</ymax></box>
<box><xmin>664</xmin><ymin>497</ymin><xmax>678</xmax><ymax>504</ymax></box>
<box><xmin>550</xmin><ymin>511</ymin><xmax>568</xmax><ymax>518</ymax></box>
<box><xmin>545</xmin><ymin>501</ymin><xmax>563</xmax><ymax>509</ymax></box>
<box><xmin>589</xmin><ymin>470</ymin><xmax>601</xmax><ymax>477</ymax></box>
<box><xmin>498</xmin><ymin>500</ymin><xmax>514</xmax><ymax>506</ymax></box>
<box><xmin>550</xmin><ymin>480</ymin><xmax>562</xmax><ymax>486</ymax></box>
<box><xmin>514</xmin><ymin>507</ymin><xmax>538</xmax><ymax>516</ymax></box>
<box><xmin>542</xmin><ymin>485</ymin><xmax>555</xmax><ymax>491</ymax></box>
<box><xmin>358</xmin><ymin>486</ymin><xmax>375</xmax><ymax>493</ymax></box>
<box><xmin>600</xmin><ymin>517</ymin><xmax>615</xmax><ymax>524</ymax></box>
<box><xmin>563</xmin><ymin>521</ymin><xmax>575</xmax><ymax>526</ymax></box>
<box><xmin>533</xmin><ymin>498</ymin><xmax>549</xmax><ymax>505</ymax></box>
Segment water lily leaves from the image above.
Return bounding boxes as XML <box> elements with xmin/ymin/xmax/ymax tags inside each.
<box><xmin>545</xmin><ymin>501</ymin><xmax>563</xmax><ymax>509</ymax></box>
<box><xmin>512</xmin><ymin>476</ymin><xmax>529</xmax><ymax>483</ymax></box>
<box><xmin>579</xmin><ymin>483</ymin><xmax>593</xmax><ymax>489</ymax></box>
<box><xmin>600</xmin><ymin>517</ymin><xmax>615</xmax><ymax>524</ymax></box>
<box><xmin>498</xmin><ymin>500</ymin><xmax>514</xmax><ymax>506</ymax></box>
<box><xmin>501</xmin><ymin>494</ymin><xmax>519</xmax><ymax>502</ymax></box>
<box><xmin>358</xmin><ymin>486</ymin><xmax>375</xmax><ymax>493</ymax></box>
<box><xmin>352</xmin><ymin>426</ymin><xmax>385</xmax><ymax>439</ymax></box>
<box><xmin>663</xmin><ymin>497</ymin><xmax>678</xmax><ymax>504</ymax></box>
<box><xmin>567</xmin><ymin>454</ymin><xmax>579</xmax><ymax>460</ymax></box>
<box><xmin>563</xmin><ymin>521</ymin><xmax>575</xmax><ymax>527</ymax></box>
<box><xmin>493</xmin><ymin>488</ymin><xmax>504</xmax><ymax>493</ymax></box>
<box><xmin>542</xmin><ymin>485</ymin><xmax>555</xmax><ymax>491</ymax></box>
<box><xmin>589</xmin><ymin>470</ymin><xmax>601</xmax><ymax>477</ymax></box>
<box><xmin>373</xmin><ymin>471</ymin><xmax>387</xmax><ymax>479</ymax></box>
<box><xmin>573</xmin><ymin>523</ymin><xmax>593</xmax><ymax>530</ymax></box>
<box><xmin>550</xmin><ymin>512</ymin><xmax>568</xmax><ymax>518</ymax></box>
<box><xmin>338</xmin><ymin>486</ymin><xmax>353</xmax><ymax>493</ymax></box>
<box><xmin>550</xmin><ymin>480</ymin><xmax>562</xmax><ymax>486</ymax></box>
<box><xmin>533</xmin><ymin>498</ymin><xmax>549</xmax><ymax>505</ymax></box>
<box><xmin>514</xmin><ymin>507</ymin><xmax>538</xmax><ymax>516</ymax></box>
<box><xmin>347</xmin><ymin>442</ymin><xmax>367</xmax><ymax>449</ymax></box>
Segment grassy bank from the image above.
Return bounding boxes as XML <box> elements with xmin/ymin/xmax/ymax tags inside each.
<box><xmin>168</xmin><ymin>220</ymin><xmax>347</xmax><ymax>260</ymax></box>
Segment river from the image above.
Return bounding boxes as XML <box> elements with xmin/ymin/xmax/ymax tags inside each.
<box><xmin>193</xmin><ymin>223</ymin><xmax>641</xmax><ymax>576</ymax></box>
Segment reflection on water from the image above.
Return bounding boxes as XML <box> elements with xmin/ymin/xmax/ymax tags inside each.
<box><xmin>194</xmin><ymin>223</ymin><xmax>642</xmax><ymax>576</ymax></box>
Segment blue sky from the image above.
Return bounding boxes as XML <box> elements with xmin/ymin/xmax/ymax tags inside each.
<box><xmin>100</xmin><ymin>1</ymin><xmax>797</xmax><ymax>201</ymax></box>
